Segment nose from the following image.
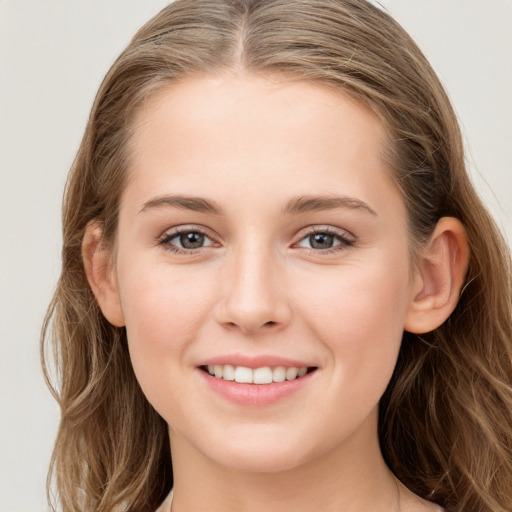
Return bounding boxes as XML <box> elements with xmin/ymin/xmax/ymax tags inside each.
<box><xmin>214</xmin><ymin>245</ymin><xmax>291</xmax><ymax>334</ymax></box>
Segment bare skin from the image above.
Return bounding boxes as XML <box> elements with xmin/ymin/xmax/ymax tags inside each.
<box><xmin>85</xmin><ymin>72</ymin><xmax>466</xmax><ymax>512</ymax></box>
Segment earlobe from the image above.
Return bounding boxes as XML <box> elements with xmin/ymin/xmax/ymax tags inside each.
<box><xmin>404</xmin><ymin>217</ymin><xmax>469</xmax><ymax>334</ymax></box>
<box><xmin>82</xmin><ymin>221</ymin><xmax>125</xmax><ymax>327</ymax></box>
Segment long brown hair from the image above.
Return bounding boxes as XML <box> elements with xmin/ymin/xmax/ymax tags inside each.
<box><xmin>42</xmin><ymin>1</ymin><xmax>512</xmax><ymax>511</ymax></box>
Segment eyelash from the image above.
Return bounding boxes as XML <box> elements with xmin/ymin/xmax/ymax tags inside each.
<box><xmin>157</xmin><ymin>226</ymin><xmax>217</xmax><ymax>255</ymax></box>
<box><xmin>157</xmin><ymin>226</ymin><xmax>356</xmax><ymax>255</ymax></box>
<box><xmin>295</xmin><ymin>227</ymin><xmax>356</xmax><ymax>254</ymax></box>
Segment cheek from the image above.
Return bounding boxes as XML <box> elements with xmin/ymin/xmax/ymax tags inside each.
<box><xmin>302</xmin><ymin>256</ymin><xmax>410</xmax><ymax>329</ymax></box>
<box><xmin>117</xmin><ymin>264</ymin><xmax>213</xmax><ymax>395</ymax></box>
<box><xmin>124</xmin><ymin>275</ymin><xmax>201</xmax><ymax>343</ymax></box>
<box><xmin>297</xmin><ymin>259</ymin><xmax>410</xmax><ymax>397</ymax></box>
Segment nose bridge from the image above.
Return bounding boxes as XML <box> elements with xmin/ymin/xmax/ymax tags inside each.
<box><xmin>216</xmin><ymin>237</ymin><xmax>289</xmax><ymax>333</ymax></box>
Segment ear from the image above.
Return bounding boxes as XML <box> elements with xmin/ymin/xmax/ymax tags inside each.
<box><xmin>404</xmin><ymin>217</ymin><xmax>469</xmax><ymax>334</ymax></box>
<box><xmin>82</xmin><ymin>221</ymin><xmax>125</xmax><ymax>327</ymax></box>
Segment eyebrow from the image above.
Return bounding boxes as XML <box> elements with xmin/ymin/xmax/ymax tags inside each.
<box><xmin>139</xmin><ymin>194</ymin><xmax>377</xmax><ymax>217</ymax></box>
<box><xmin>283</xmin><ymin>195</ymin><xmax>377</xmax><ymax>216</ymax></box>
<box><xmin>139</xmin><ymin>195</ymin><xmax>224</xmax><ymax>215</ymax></box>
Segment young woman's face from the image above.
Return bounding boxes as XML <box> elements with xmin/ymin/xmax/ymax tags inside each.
<box><xmin>114</xmin><ymin>73</ymin><xmax>418</xmax><ymax>473</ymax></box>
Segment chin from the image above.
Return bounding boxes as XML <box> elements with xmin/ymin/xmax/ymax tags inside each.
<box><xmin>212</xmin><ymin>444</ymin><xmax>310</xmax><ymax>474</ymax></box>
<box><xmin>193</xmin><ymin>424</ymin><xmax>321</xmax><ymax>474</ymax></box>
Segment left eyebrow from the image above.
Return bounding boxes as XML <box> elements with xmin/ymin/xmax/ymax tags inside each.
<box><xmin>139</xmin><ymin>194</ymin><xmax>224</xmax><ymax>215</ymax></box>
<box><xmin>283</xmin><ymin>195</ymin><xmax>377</xmax><ymax>216</ymax></box>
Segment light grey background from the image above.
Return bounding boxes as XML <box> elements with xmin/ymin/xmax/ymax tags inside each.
<box><xmin>0</xmin><ymin>1</ymin><xmax>510</xmax><ymax>511</ymax></box>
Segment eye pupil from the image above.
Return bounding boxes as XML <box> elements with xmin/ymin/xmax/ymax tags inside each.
<box><xmin>180</xmin><ymin>232</ymin><xmax>204</xmax><ymax>249</ymax></box>
<box><xmin>310</xmin><ymin>233</ymin><xmax>334</xmax><ymax>249</ymax></box>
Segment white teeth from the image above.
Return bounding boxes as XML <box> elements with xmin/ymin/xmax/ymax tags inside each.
<box><xmin>206</xmin><ymin>364</ymin><xmax>310</xmax><ymax>384</ymax></box>
<box><xmin>285</xmin><ymin>367</ymin><xmax>298</xmax><ymax>380</ymax></box>
<box><xmin>223</xmin><ymin>364</ymin><xmax>235</xmax><ymax>381</ymax></box>
<box><xmin>297</xmin><ymin>367</ymin><xmax>307</xmax><ymax>377</ymax></box>
<box><xmin>234</xmin><ymin>366</ymin><xmax>253</xmax><ymax>383</ymax></box>
<box><xmin>253</xmin><ymin>367</ymin><xmax>273</xmax><ymax>384</ymax></box>
<box><xmin>272</xmin><ymin>366</ymin><xmax>286</xmax><ymax>382</ymax></box>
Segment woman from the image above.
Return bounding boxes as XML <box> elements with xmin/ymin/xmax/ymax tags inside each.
<box><xmin>42</xmin><ymin>1</ymin><xmax>512</xmax><ymax>511</ymax></box>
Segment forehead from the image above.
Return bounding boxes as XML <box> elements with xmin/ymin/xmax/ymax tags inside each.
<box><xmin>124</xmin><ymin>72</ymin><xmax>400</xmax><ymax>216</ymax></box>
<box><xmin>129</xmin><ymin>72</ymin><xmax>388</xmax><ymax>159</ymax></box>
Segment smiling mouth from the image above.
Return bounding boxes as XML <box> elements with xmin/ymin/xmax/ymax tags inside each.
<box><xmin>201</xmin><ymin>365</ymin><xmax>317</xmax><ymax>384</ymax></box>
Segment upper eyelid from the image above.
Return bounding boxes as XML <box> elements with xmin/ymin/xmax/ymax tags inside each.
<box><xmin>294</xmin><ymin>224</ymin><xmax>356</xmax><ymax>240</ymax></box>
<box><xmin>157</xmin><ymin>227</ymin><xmax>219</xmax><ymax>255</ymax></box>
<box><xmin>291</xmin><ymin>226</ymin><xmax>357</xmax><ymax>254</ymax></box>
<box><xmin>159</xmin><ymin>224</ymin><xmax>215</xmax><ymax>240</ymax></box>
<box><xmin>156</xmin><ymin>227</ymin><xmax>217</xmax><ymax>252</ymax></box>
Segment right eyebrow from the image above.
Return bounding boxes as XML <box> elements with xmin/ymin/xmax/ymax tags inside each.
<box><xmin>139</xmin><ymin>195</ymin><xmax>224</xmax><ymax>215</ymax></box>
<box><xmin>283</xmin><ymin>195</ymin><xmax>377</xmax><ymax>216</ymax></box>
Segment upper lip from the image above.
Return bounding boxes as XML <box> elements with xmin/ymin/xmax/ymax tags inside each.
<box><xmin>197</xmin><ymin>354</ymin><xmax>316</xmax><ymax>369</ymax></box>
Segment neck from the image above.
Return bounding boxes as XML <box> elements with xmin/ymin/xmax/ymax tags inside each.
<box><xmin>168</xmin><ymin>413</ymin><xmax>401</xmax><ymax>512</ymax></box>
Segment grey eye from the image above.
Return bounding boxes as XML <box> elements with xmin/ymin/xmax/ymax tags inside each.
<box><xmin>298</xmin><ymin>232</ymin><xmax>341</xmax><ymax>250</ymax></box>
<box><xmin>160</xmin><ymin>229</ymin><xmax>214</xmax><ymax>251</ymax></box>
<box><xmin>308</xmin><ymin>233</ymin><xmax>336</xmax><ymax>249</ymax></box>
<box><xmin>179</xmin><ymin>231</ymin><xmax>206</xmax><ymax>249</ymax></box>
<box><xmin>296</xmin><ymin>229</ymin><xmax>354</xmax><ymax>252</ymax></box>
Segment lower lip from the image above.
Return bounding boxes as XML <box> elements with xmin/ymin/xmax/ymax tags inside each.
<box><xmin>198</xmin><ymin>369</ymin><xmax>315</xmax><ymax>406</ymax></box>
